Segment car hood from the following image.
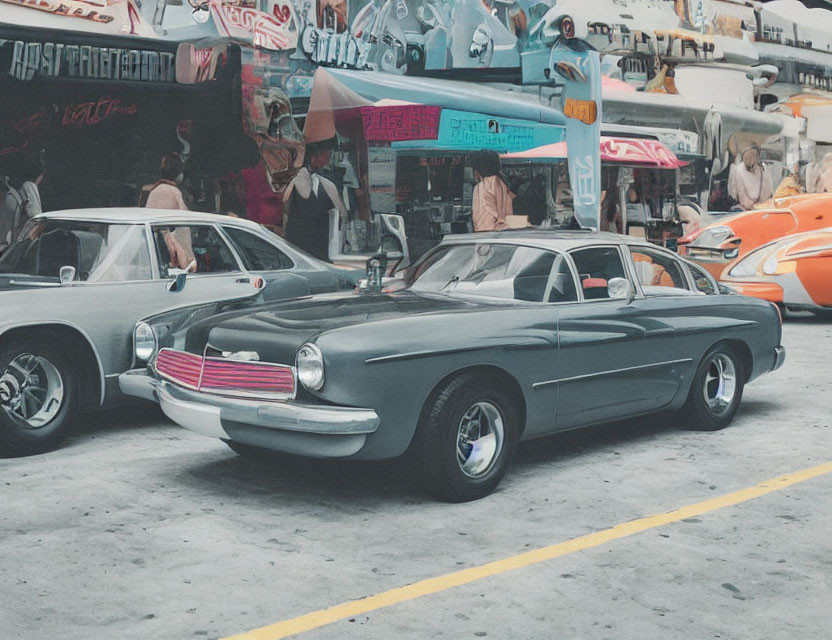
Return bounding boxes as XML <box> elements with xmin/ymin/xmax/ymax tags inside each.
<box><xmin>183</xmin><ymin>292</ymin><xmax>489</xmax><ymax>365</ymax></box>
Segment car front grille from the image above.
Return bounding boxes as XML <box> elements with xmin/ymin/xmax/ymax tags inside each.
<box><xmin>154</xmin><ymin>348</ymin><xmax>296</xmax><ymax>399</ymax></box>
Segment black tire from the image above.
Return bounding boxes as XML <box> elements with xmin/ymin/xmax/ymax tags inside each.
<box><xmin>413</xmin><ymin>372</ymin><xmax>520</xmax><ymax>502</ymax></box>
<box><xmin>0</xmin><ymin>335</ymin><xmax>79</xmax><ymax>456</ymax></box>
<box><xmin>682</xmin><ymin>344</ymin><xmax>745</xmax><ymax>432</ymax></box>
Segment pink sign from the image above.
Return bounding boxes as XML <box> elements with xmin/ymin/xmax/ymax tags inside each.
<box><xmin>503</xmin><ymin>136</ymin><xmax>685</xmax><ymax>169</ymax></box>
<box><xmin>361</xmin><ymin>105</ymin><xmax>441</xmax><ymax>142</ymax></box>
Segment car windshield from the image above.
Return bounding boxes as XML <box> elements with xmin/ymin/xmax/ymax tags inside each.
<box><xmin>407</xmin><ymin>243</ymin><xmax>576</xmax><ymax>303</ymax></box>
<box><xmin>0</xmin><ymin>219</ymin><xmax>152</xmax><ymax>282</ymax></box>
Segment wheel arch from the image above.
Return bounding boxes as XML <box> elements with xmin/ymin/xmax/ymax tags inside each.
<box><xmin>0</xmin><ymin>322</ymin><xmax>105</xmax><ymax>409</ymax></box>
<box><xmin>417</xmin><ymin>364</ymin><xmax>528</xmax><ymax>438</ymax></box>
<box><xmin>706</xmin><ymin>338</ymin><xmax>753</xmax><ymax>383</ymax></box>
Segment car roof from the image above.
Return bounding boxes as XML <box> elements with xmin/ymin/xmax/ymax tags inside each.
<box><xmin>441</xmin><ymin>228</ymin><xmax>656</xmax><ymax>251</ymax></box>
<box><xmin>35</xmin><ymin>208</ymin><xmax>263</xmax><ymax>230</ymax></box>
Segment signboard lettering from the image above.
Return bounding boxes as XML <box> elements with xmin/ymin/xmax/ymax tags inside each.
<box><xmin>361</xmin><ymin>105</ymin><xmax>441</xmax><ymax>142</ymax></box>
<box><xmin>3</xmin><ymin>40</ymin><xmax>175</xmax><ymax>82</ymax></box>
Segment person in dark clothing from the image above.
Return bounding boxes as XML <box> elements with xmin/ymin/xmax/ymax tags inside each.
<box><xmin>282</xmin><ymin>144</ymin><xmax>346</xmax><ymax>262</ymax></box>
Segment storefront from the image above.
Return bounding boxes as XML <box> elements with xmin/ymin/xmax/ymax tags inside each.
<box><xmin>0</xmin><ymin>25</ymin><xmax>248</xmax><ymax>213</ymax></box>
<box><xmin>294</xmin><ymin>68</ymin><xmax>573</xmax><ymax>261</ymax></box>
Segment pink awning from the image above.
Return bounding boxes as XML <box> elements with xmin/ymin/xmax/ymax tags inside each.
<box><xmin>502</xmin><ymin>136</ymin><xmax>686</xmax><ymax>169</ymax></box>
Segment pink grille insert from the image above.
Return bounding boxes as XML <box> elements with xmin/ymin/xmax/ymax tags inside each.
<box><xmin>155</xmin><ymin>348</ymin><xmax>295</xmax><ymax>397</ymax></box>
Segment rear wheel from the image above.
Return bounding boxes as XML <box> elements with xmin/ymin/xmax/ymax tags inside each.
<box><xmin>682</xmin><ymin>345</ymin><xmax>744</xmax><ymax>431</ymax></box>
<box><xmin>0</xmin><ymin>337</ymin><xmax>78</xmax><ymax>456</ymax></box>
<box><xmin>414</xmin><ymin>372</ymin><xmax>520</xmax><ymax>502</ymax></box>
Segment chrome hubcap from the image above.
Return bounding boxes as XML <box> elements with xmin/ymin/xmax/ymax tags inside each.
<box><xmin>456</xmin><ymin>401</ymin><xmax>504</xmax><ymax>478</ymax></box>
<box><xmin>0</xmin><ymin>354</ymin><xmax>64</xmax><ymax>429</ymax></box>
<box><xmin>703</xmin><ymin>353</ymin><xmax>737</xmax><ymax>415</ymax></box>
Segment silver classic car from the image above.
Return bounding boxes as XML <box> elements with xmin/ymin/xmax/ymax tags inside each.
<box><xmin>121</xmin><ymin>231</ymin><xmax>786</xmax><ymax>501</ymax></box>
<box><xmin>0</xmin><ymin>208</ymin><xmax>360</xmax><ymax>456</ymax></box>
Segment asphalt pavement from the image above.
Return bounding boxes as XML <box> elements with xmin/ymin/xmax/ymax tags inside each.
<box><xmin>2</xmin><ymin>314</ymin><xmax>831</xmax><ymax>640</ymax></box>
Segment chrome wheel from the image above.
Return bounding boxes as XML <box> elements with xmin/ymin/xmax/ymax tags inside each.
<box><xmin>0</xmin><ymin>354</ymin><xmax>64</xmax><ymax>429</ymax></box>
<box><xmin>456</xmin><ymin>401</ymin><xmax>504</xmax><ymax>478</ymax></box>
<box><xmin>702</xmin><ymin>353</ymin><xmax>737</xmax><ymax>415</ymax></box>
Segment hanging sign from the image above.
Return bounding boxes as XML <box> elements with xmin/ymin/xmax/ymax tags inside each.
<box><xmin>361</xmin><ymin>105</ymin><xmax>441</xmax><ymax>142</ymax></box>
<box><xmin>1</xmin><ymin>39</ymin><xmax>176</xmax><ymax>82</ymax></box>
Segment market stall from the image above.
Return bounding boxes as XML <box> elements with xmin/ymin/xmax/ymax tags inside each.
<box><xmin>502</xmin><ymin>136</ymin><xmax>688</xmax><ymax>245</ymax></box>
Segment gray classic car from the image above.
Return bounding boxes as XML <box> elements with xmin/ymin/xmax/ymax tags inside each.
<box><xmin>121</xmin><ymin>231</ymin><xmax>785</xmax><ymax>501</ymax></box>
<box><xmin>0</xmin><ymin>208</ymin><xmax>360</xmax><ymax>456</ymax></box>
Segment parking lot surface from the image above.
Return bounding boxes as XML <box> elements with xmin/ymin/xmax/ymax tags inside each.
<box><xmin>2</xmin><ymin>316</ymin><xmax>831</xmax><ymax>640</ymax></box>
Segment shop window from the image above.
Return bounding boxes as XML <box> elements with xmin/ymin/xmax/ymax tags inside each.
<box><xmin>629</xmin><ymin>247</ymin><xmax>691</xmax><ymax>295</ymax></box>
<box><xmin>569</xmin><ymin>247</ymin><xmax>627</xmax><ymax>300</ymax></box>
<box><xmin>152</xmin><ymin>225</ymin><xmax>239</xmax><ymax>277</ymax></box>
<box><xmin>222</xmin><ymin>226</ymin><xmax>293</xmax><ymax>271</ymax></box>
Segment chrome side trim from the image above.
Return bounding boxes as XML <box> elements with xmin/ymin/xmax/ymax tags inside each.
<box><xmin>365</xmin><ymin>342</ymin><xmax>555</xmax><ymax>364</ymax></box>
<box><xmin>532</xmin><ymin>358</ymin><xmax>694</xmax><ymax>390</ymax></box>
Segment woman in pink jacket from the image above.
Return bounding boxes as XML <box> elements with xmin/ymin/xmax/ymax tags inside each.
<box><xmin>471</xmin><ymin>150</ymin><xmax>513</xmax><ymax>232</ymax></box>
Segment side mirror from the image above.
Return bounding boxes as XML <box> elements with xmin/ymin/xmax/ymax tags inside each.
<box><xmin>167</xmin><ymin>272</ymin><xmax>188</xmax><ymax>293</ymax></box>
<box><xmin>608</xmin><ymin>277</ymin><xmax>635</xmax><ymax>304</ymax></box>
<box><xmin>59</xmin><ymin>265</ymin><xmax>76</xmax><ymax>286</ymax></box>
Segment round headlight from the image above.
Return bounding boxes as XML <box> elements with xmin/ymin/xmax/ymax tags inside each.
<box><xmin>296</xmin><ymin>343</ymin><xmax>325</xmax><ymax>391</ymax></box>
<box><xmin>134</xmin><ymin>322</ymin><xmax>157</xmax><ymax>363</ymax></box>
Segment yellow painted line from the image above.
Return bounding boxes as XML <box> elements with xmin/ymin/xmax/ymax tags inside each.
<box><xmin>223</xmin><ymin>460</ymin><xmax>832</xmax><ymax>640</ymax></box>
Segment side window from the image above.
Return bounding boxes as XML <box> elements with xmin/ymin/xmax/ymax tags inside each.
<box><xmin>545</xmin><ymin>253</ymin><xmax>577</xmax><ymax>303</ymax></box>
<box><xmin>687</xmin><ymin>261</ymin><xmax>718</xmax><ymax>295</ymax></box>
<box><xmin>569</xmin><ymin>247</ymin><xmax>627</xmax><ymax>300</ymax></box>
<box><xmin>629</xmin><ymin>247</ymin><xmax>690</xmax><ymax>295</ymax></box>
<box><xmin>152</xmin><ymin>225</ymin><xmax>239</xmax><ymax>277</ymax></box>
<box><xmin>222</xmin><ymin>226</ymin><xmax>294</xmax><ymax>271</ymax></box>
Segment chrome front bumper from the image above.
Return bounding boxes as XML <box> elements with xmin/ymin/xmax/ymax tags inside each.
<box><xmin>118</xmin><ymin>369</ymin><xmax>380</xmax><ymax>457</ymax></box>
<box><xmin>772</xmin><ymin>345</ymin><xmax>786</xmax><ymax>372</ymax></box>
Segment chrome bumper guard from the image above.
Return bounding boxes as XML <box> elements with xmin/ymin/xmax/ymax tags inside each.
<box><xmin>118</xmin><ymin>369</ymin><xmax>380</xmax><ymax>439</ymax></box>
<box><xmin>771</xmin><ymin>345</ymin><xmax>786</xmax><ymax>372</ymax></box>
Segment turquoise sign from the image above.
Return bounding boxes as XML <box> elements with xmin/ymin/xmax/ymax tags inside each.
<box><xmin>392</xmin><ymin>109</ymin><xmax>565</xmax><ymax>153</ymax></box>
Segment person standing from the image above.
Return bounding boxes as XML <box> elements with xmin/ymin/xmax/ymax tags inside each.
<box><xmin>283</xmin><ymin>144</ymin><xmax>347</xmax><ymax>262</ymax></box>
<box><xmin>2</xmin><ymin>159</ymin><xmax>44</xmax><ymax>252</ymax></box>
<box><xmin>471</xmin><ymin>150</ymin><xmax>513</xmax><ymax>232</ymax></box>
<box><xmin>728</xmin><ymin>145</ymin><xmax>772</xmax><ymax>210</ymax></box>
<box><xmin>143</xmin><ymin>153</ymin><xmax>187</xmax><ymax>210</ymax></box>
<box><xmin>142</xmin><ymin>153</ymin><xmax>194</xmax><ymax>271</ymax></box>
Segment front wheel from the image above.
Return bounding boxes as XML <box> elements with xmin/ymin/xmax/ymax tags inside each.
<box><xmin>0</xmin><ymin>337</ymin><xmax>78</xmax><ymax>456</ymax></box>
<box><xmin>682</xmin><ymin>345</ymin><xmax>745</xmax><ymax>431</ymax></box>
<box><xmin>414</xmin><ymin>372</ymin><xmax>520</xmax><ymax>502</ymax></box>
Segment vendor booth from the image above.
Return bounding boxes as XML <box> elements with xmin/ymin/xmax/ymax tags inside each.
<box><xmin>502</xmin><ymin>136</ymin><xmax>689</xmax><ymax>246</ymax></box>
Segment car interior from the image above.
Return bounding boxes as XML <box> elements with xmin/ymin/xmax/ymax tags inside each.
<box><xmin>570</xmin><ymin>247</ymin><xmax>627</xmax><ymax>299</ymax></box>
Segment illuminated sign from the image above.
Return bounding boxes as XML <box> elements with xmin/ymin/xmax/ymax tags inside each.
<box><xmin>1</xmin><ymin>40</ymin><xmax>176</xmax><ymax>82</ymax></box>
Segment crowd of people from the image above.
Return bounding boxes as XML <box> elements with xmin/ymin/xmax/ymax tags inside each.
<box><xmin>6</xmin><ymin>141</ymin><xmax>832</xmax><ymax>265</ymax></box>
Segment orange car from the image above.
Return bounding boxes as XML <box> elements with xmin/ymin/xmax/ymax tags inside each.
<box><xmin>678</xmin><ymin>193</ymin><xmax>832</xmax><ymax>279</ymax></box>
<box><xmin>720</xmin><ymin>228</ymin><xmax>832</xmax><ymax>317</ymax></box>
